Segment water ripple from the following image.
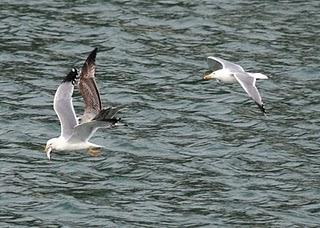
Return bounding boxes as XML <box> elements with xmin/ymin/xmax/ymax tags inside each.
<box><xmin>0</xmin><ymin>0</ymin><xmax>320</xmax><ymax>227</ymax></box>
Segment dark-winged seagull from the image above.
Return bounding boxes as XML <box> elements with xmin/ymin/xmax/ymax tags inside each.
<box><xmin>45</xmin><ymin>48</ymin><xmax>122</xmax><ymax>159</ymax></box>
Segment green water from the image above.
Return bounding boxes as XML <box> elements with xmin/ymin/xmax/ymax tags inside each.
<box><xmin>0</xmin><ymin>0</ymin><xmax>319</xmax><ymax>226</ymax></box>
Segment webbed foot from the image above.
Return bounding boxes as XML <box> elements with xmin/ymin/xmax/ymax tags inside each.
<box><xmin>87</xmin><ymin>147</ymin><xmax>102</xmax><ymax>157</ymax></box>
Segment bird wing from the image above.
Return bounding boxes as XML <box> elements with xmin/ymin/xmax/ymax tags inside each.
<box><xmin>208</xmin><ymin>56</ymin><xmax>244</xmax><ymax>72</ymax></box>
<box><xmin>67</xmin><ymin>107</ymin><xmax>122</xmax><ymax>143</ymax></box>
<box><xmin>234</xmin><ymin>73</ymin><xmax>266</xmax><ymax>113</ymax></box>
<box><xmin>79</xmin><ymin>48</ymin><xmax>102</xmax><ymax>123</ymax></box>
<box><xmin>67</xmin><ymin>121</ymin><xmax>102</xmax><ymax>143</ymax></box>
<box><xmin>53</xmin><ymin>68</ymin><xmax>79</xmax><ymax>139</ymax></box>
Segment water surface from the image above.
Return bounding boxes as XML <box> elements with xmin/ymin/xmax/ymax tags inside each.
<box><xmin>0</xmin><ymin>0</ymin><xmax>319</xmax><ymax>227</ymax></box>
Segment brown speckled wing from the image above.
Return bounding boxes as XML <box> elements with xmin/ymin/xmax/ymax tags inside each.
<box><xmin>79</xmin><ymin>48</ymin><xmax>102</xmax><ymax>122</ymax></box>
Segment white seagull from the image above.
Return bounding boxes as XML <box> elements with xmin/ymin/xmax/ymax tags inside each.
<box><xmin>203</xmin><ymin>56</ymin><xmax>268</xmax><ymax>114</ymax></box>
<box><xmin>45</xmin><ymin>48</ymin><xmax>122</xmax><ymax>159</ymax></box>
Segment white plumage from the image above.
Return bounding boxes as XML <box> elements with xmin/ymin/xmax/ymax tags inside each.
<box><xmin>203</xmin><ymin>56</ymin><xmax>268</xmax><ymax>114</ymax></box>
<box><xmin>45</xmin><ymin>48</ymin><xmax>121</xmax><ymax>159</ymax></box>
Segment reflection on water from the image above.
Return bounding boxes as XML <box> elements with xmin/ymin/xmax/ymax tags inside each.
<box><xmin>0</xmin><ymin>0</ymin><xmax>319</xmax><ymax>226</ymax></box>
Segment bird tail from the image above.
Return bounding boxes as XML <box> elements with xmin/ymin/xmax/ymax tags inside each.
<box><xmin>248</xmin><ymin>73</ymin><xmax>268</xmax><ymax>79</ymax></box>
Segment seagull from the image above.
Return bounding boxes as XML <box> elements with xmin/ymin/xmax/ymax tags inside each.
<box><xmin>203</xmin><ymin>56</ymin><xmax>268</xmax><ymax>114</ymax></box>
<box><xmin>45</xmin><ymin>48</ymin><xmax>122</xmax><ymax>160</ymax></box>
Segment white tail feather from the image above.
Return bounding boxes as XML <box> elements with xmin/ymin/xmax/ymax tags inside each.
<box><xmin>248</xmin><ymin>73</ymin><xmax>268</xmax><ymax>79</ymax></box>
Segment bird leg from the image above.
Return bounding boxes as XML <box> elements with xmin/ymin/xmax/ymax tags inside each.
<box><xmin>87</xmin><ymin>147</ymin><xmax>102</xmax><ymax>157</ymax></box>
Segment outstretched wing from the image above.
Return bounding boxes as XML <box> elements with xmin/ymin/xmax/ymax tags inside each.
<box><xmin>234</xmin><ymin>73</ymin><xmax>266</xmax><ymax>113</ymax></box>
<box><xmin>208</xmin><ymin>56</ymin><xmax>244</xmax><ymax>72</ymax></box>
<box><xmin>53</xmin><ymin>68</ymin><xmax>79</xmax><ymax>139</ymax></box>
<box><xmin>67</xmin><ymin>107</ymin><xmax>122</xmax><ymax>143</ymax></box>
<box><xmin>79</xmin><ymin>48</ymin><xmax>102</xmax><ymax>123</ymax></box>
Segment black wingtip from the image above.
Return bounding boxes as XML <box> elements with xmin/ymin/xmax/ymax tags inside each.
<box><xmin>93</xmin><ymin>107</ymin><xmax>124</xmax><ymax>126</ymax></box>
<box><xmin>109</xmin><ymin>117</ymin><xmax>122</xmax><ymax>125</ymax></box>
<box><xmin>256</xmin><ymin>103</ymin><xmax>266</xmax><ymax>115</ymax></box>
<box><xmin>87</xmin><ymin>48</ymin><xmax>98</xmax><ymax>62</ymax></box>
<box><xmin>63</xmin><ymin>68</ymin><xmax>78</xmax><ymax>83</ymax></box>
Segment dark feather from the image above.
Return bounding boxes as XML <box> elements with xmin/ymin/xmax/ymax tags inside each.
<box><xmin>93</xmin><ymin>107</ymin><xmax>122</xmax><ymax>123</ymax></box>
<box><xmin>256</xmin><ymin>103</ymin><xmax>266</xmax><ymax>114</ymax></box>
<box><xmin>79</xmin><ymin>48</ymin><xmax>102</xmax><ymax>118</ymax></box>
<box><xmin>63</xmin><ymin>68</ymin><xmax>78</xmax><ymax>84</ymax></box>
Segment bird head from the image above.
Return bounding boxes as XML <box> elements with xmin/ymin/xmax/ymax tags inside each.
<box><xmin>45</xmin><ymin>138</ymin><xmax>59</xmax><ymax>160</ymax></box>
<box><xmin>202</xmin><ymin>70</ymin><xmax>215</xmax><ymax>80</ymax></box>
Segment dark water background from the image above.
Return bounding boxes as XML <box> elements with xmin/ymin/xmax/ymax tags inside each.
<box><xmin>0</xmin><ymin>0</ymin><xmax>319</xmax><ymax>227</ymax></box>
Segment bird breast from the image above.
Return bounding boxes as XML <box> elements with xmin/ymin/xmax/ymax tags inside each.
<box><xmin>215</xmin><ymin>69</ymin><xmax>237</xmax><ymax>83</ymax></box>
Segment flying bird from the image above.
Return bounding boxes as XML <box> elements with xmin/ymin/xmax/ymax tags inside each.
<box><xmin>203</xmin><ymin>56</ymin><xmax>268</xmax><ymax>114</ymax></box>
<box><xmin>45</xmin><ymin>48</ymin><xmax>122</xmax><ymax>159</ymax></box>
